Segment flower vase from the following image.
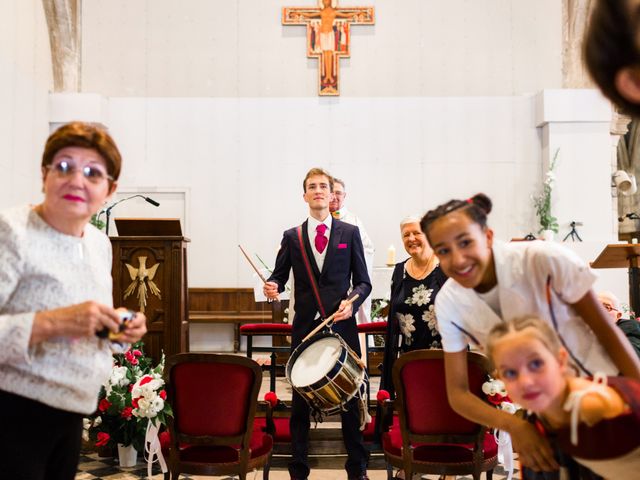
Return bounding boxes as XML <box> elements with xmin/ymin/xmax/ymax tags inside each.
<box><xmin>542</xmin><ymin>230</ymin><xmax>555</xmax><ymax>242</ymax></box>
<box><xmin>117</xmin><ymin>443</ymin><xmax>138</xmax><ymax>467</ymax></box>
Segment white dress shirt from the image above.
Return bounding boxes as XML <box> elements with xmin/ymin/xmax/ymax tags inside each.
<box><xmin>307</xmin><ymin>215</ymin><xmax>332</xmax><ymax>272</ymax></box>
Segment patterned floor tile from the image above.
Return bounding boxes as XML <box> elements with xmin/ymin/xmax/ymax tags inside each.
<box><xmin>76</xmin><ymin>450</ymin><xmax>520</xmax><ymax>479</ymax></box>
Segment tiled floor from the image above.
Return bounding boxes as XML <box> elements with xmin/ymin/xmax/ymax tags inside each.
<box><xmin>76</xmin><ymin>451</ymin><xmax>519</xmax><ymax>480</ymax></box>
<box><xmin>77</xmin><ymin>368</ymin><xmax>521</xmax><ymax>479</ymax></box>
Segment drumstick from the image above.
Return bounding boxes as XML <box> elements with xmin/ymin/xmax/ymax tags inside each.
<box><xmin>238</xmin><ymin>245</ymin><xmax>279</xmax><ymax>302</ymax></box>
<box><xmin>238</xmin><ymin>244</ymin><xmax>268</xmax><ymax>283</ymax></box>
<box><xmin>302</xmin><ymin>294</ymin><xmax>360</xmax><ymax>343</ymax></box>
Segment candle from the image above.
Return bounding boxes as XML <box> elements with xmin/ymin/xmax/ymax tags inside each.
<box><xmin>386</xmin><ymin>245</ymin><xmax>396</xmax><ymax>266</ymax></box>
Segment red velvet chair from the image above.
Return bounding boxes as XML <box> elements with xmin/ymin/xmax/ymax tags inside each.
<box><xmin>357</xmin><ymin>320</ymin><xmax>388</xmax><ymax>404</ymax></box>
<box><xmin>381</xmin><ymin>350</ymin><xmax>498</xmax><ymax>480</ymax></box>
<box><xmin>240</xmin><ymin>322</ymin><xmax>292</xmax><ymax>394</ymax></box>
<box><xmin>163</xmin><ymin>353</ymin><xmax>273</xmax><ymax>480</ymax></box>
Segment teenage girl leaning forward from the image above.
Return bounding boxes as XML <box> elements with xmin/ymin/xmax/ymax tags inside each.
<box><xmin>420</xmin><ymin>193</ymin><xmax>640</xmax><ymax>476</ymax></box>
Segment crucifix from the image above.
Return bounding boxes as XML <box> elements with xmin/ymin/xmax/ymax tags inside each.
<box><xmin>283</xmin><ymin>0</ymin><xmax>375</xmax><ymax>96</ymax></box>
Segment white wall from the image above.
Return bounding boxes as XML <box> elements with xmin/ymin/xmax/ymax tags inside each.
<box><xmin>104</xmin><ymin>95</ymin><xmax>542</xmax><ymax>288</ymax></box>
<box><xmin>0</xmin><ymin>0</ymin><xmax>52</xmax><ymax>207</ymax></box>
<box><xmin>80</xmin><ymin>0</ymin><xmax>562</xmax><ymax>98</ymax></box>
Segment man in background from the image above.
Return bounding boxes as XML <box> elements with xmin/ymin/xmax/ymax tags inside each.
<box><xmin>598</xmin><ymin>290</ymin><xmax>640</xmax><ymax>358</ymax></box>
<box><xmin>330</xmin><ymin>177</ymin><xmax>375</xmax><ymax>326</ymax></box>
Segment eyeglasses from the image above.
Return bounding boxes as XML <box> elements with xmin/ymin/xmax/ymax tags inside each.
<box><xmin>46</xmin><ymin>160</ymin><xmax>113</xmax><ymax>184</ymax></box>
<box><xmin>602</xmin><ymin>303</ymin><xmax>618</xmax><ymax>313</ymax></box>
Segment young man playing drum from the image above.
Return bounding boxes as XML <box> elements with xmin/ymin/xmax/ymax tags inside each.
<box><xmin>263</xmin><ymin>167</ymin><xmax>372</xmax><ymax>480</ymax></box>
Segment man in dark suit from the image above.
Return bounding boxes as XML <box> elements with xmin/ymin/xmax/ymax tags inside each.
<box><xmin>264</xmin><ymin>167</ymin><xmax>372</xmax><ymax>480</ymax></box>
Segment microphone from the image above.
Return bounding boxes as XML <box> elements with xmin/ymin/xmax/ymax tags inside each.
<box><xmin>619</xmin><ymin>212</ymin><xmax>640</xmax><ymax>222</ymax></box>
<box><xmin>104</xmin><ymin>194</ymin><xmax>160</xmax><ymax>235</ymax></box>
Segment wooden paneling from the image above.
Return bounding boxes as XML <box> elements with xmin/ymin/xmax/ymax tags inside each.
<box><xmin>188</xmin><ymin>288</ymin><xmax>283</xmax><ymax>352</ymax></box>
<box><xmin>111</xmin><ymin>236</ymin><xmax>189</xmax><ymax>364</ymax></box>
<box><xmin>188</xmin><ymin>288</ymin><xmax>269</xmax><ymax>313</ymax></box>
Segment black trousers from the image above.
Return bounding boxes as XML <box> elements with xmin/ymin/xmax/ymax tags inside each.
<box><xmin>0</xmin><ymin>389</ymin><xmax>84</xmax><ymax>480</ymax></box>
<box><xmin>289</xmin><ymin>390</ymin><xmax>368</xmax><ymax>479</ymax></box>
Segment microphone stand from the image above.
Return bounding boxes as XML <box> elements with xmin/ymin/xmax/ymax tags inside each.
<box><xmin>104</xmin><ymin>194</ymin><xmax>160</xmax><ymax>235</ymax></box>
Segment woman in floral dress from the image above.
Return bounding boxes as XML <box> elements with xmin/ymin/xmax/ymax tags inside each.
<box><xmin>381</xmin><ymin>216</ymin><xmax>448</xmax><ymax>396</ymax></box>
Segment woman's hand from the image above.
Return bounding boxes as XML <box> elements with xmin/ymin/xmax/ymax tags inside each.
<box><xmin>31</xmin><ymin>301</ymin><xmax>122</xmax><ymax>344</ymax></box>
<box><xmin>509</xmin><ymin>417</ymin><xmax>558</xmax><ymax>472</ymax></box>
<box><xmin>113</xmin><ymin>308</ymin><xmax>147</xmax><ymax>344</ymax></box>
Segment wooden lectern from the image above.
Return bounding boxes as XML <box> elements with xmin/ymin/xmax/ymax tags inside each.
<box><xmin>111</xmin><ymin>218</ymin><xmax>189</xmax><ymax>363</ymax></box>
<box><xmin>591</xmin><ymin>244</ymin><xmax>640</xmax><ymax>316</ymax></box>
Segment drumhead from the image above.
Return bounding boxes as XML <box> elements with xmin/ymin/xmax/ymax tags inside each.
<box><xmin>290</xmin><ymin>336</ymin><xmax>343</xmax><ymax>387</ymax></box>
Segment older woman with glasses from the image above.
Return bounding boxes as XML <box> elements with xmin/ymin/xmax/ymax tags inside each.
<box><xmin>380</xmin><ymin>215</ymin><xmax>448</xmax><ymax>397</ymax></box>
<box><xmin>0</xmin><ymin>122</ymin><xmax>147</xmax><ymax>479</ymax></box>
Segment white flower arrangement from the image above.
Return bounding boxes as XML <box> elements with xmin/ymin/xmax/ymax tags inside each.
<box><xmin>533</xmin><ymin>149</ymin><xmax>560</xmax><ymax>234</ymax></box>
<box><xmin>131</xmin><ymin>373</ymin><xmax>167</xmax><ymax>420</ymax></box>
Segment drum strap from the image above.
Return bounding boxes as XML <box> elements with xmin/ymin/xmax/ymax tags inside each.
<box><xmin>297</xmin><ymin>226</ymin><xmax>328</xmax><ymax>319</ymax></box>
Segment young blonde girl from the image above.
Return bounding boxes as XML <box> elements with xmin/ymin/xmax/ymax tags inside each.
<box><xmin>486</xmin><ymin>316</ymin><xmax>640</xmax><ymax>479</ymax></box>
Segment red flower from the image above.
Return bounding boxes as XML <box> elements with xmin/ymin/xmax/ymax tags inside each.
<box><xmin>132</xmin><ymin>397</ymin><xmax>140</xmax><ymax>408</ymax></box>
<box><xmin>487</xmin><ymin>393</ymin><xmax>507</xmax><ymax>406</ymax></box>
<box><xmin>159</xmin><ymin>390</ymin><xmax>167</xmax><ymax>400</ymax></box>
<box><xmin>98</xmin><ymin>398</ymin><xmax>111</xmax><ymax>412</ymax></box>
<box><xmin>264</xmin><ymin>391</ymin><xmax>278</xmax><ymax>408</ymax></box>
<box><xmin>121</xmin><ymin>407</ymin><xmax>133</xmax><ymax>419</ymax></box>
<box><xmin>132</xmin><ymin>349</ymin><xmax>142</xmax><ymax>357</ymax></box>
<box><xmin>95</xmin><ymin>432</ymin><xmax>110</xmax><ymax>447</ymax></box>
<box><xmin>125</xmin><ymin>351</ymin><xmax>139</xmax><ymax>365</ymax></box>
<box><xmin>139</xmin><ymin>375</ymin><xmax>153</xmax><ymax>386</ymax></box>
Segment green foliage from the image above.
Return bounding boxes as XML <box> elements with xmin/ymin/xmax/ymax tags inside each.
<box><xmin>371</xmin><ymin>298</ymin><xmax>389</xmax><ymax>321</ymax></box>
<box><xmin>533</xmin><ymin>149</ymin><xmax>560</xmax><ymax>234</ymax></box>
<box><xmin>90</xmin><ymin>214</ymin><xmax>106</xmax><ymax>231</ymax></box>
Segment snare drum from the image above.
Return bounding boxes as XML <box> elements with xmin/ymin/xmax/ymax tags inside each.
<box><xmin>286</xmin><ymin>332</ymin><xmax>366</xmax><ymax>415</ymax></box>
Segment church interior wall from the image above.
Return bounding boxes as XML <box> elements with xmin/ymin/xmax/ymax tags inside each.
<box><xmin>0</xmin><ymin>1</ymin><xmax>632</xmax><ymax>351</ymax></box>
<box><xmin>80</xmin><ymin>0</ymin><xmax>563</xmax><ymax>98</ymax></box>
<box><xmin>0</xmin><ymin>0</ymin><xmax>52</xmax><ymax>208</ymax></box>
<box><xmin>104</xmin><ymin>95</ymin><xmax>542</xmax><ymax>288</ymax></box>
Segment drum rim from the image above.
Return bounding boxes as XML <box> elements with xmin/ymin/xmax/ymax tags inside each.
<box><xmin>286</xmin><ymin>331</ymin><xmax>346</xmax><ymax>380</ymax></box>
<box><xmin>291</xmin><ymin>346</ymin><xmax>351</xmax><ymax>390</ymax></box>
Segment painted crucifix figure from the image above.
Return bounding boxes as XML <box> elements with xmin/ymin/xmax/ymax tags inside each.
<box><xmin>283</xmin><ymin>0</ymin><xmax>374</xmax><ymax>96</ymax></box>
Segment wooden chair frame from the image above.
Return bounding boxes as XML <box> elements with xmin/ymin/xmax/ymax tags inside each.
<box><xmin>164</xmin><ymin>353</ymin><xmax>272</xmax><ymax>480</ymax></box>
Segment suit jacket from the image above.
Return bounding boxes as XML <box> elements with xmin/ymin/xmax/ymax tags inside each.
<box><xmin>618</xmin><ymin>318</ymin><xmax>640</xmax><ymax>359</ymax></box>
<box><xmin>268</xmin><ymin>218</ymin><xmax>372</xmax><ymax>353</ymax></box>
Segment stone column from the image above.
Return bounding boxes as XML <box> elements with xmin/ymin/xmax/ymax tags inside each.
<box><xmin>42</xmin><ymin>0</ymin><xmax>82</xmax><ymax>93</ymax></box>
<box><xmin>535</xmin><ymin>89</ymin><xmax>613</xmax><ymax>241</ymax></box>
<box><xmin>562</xmin><ymin>0</ymin><xmax>595</xmax><ymax>88</ymax></box>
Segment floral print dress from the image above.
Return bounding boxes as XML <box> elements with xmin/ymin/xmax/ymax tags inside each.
<box><xmin>393</xmin><ymin>263</ymin><xmax>447</xmax><ymax>352</ymax></box>
<box><xmin>381</xmin><ymin>261</ymin><xmax>448</xmax><ymax>394</ymax></box>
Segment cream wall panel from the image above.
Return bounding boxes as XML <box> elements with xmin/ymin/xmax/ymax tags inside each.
<box><xmin>81</xmin><ymin>0</ymin><xmax>563</xmax><ymax>97</ymax></box>
<box><xmin>104</xmin><ymin>96</ymin><xmax>545</xmax><ymax>289</ymax></box>
<box><xmin>0</xmin><ymin>0</ymin><xmax>51</xmax><ymax>209</ymax></box>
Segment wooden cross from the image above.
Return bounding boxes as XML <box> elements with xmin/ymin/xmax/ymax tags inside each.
<box><xmin>283</xmin><ymin>0</ymin><xmax>374</xmax><ymax>96</ymax></box>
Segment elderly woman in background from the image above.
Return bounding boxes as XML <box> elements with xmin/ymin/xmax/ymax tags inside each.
<box><xmin>0</xmin><ymin>122</ymin><xmax>147</xmax><ymax>480</ymax></box>
<box><xmin>381</xmin><ymin>215</ymin><xmax>447</xmax><ymax>396</ymax></box>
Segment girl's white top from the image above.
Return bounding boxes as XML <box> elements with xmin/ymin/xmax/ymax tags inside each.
<box><xmin>435</xmin><ymin>240</ymin><xmax>617</xmax><ymax>376</ymax></box>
